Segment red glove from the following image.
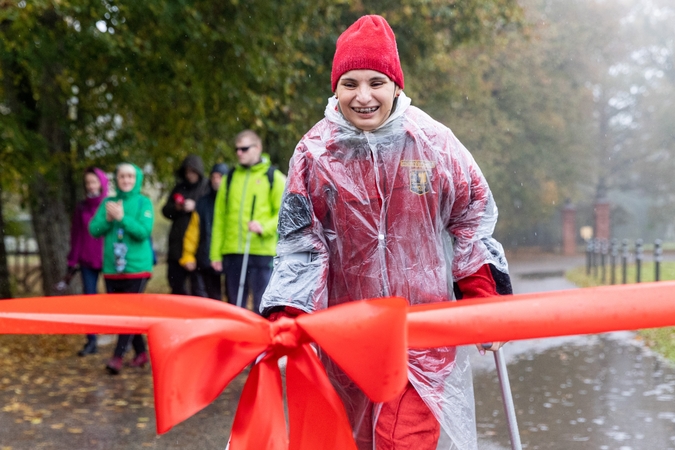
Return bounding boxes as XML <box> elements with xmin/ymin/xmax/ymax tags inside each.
<box><xmin>267</xmin><ymin>306</ymin><xmax>305</xmax><ymax>322</ymax></box>
<box><xmin>172</xmin><ymin>193</ymin><xmax>185</xmax><ymax>205</ymax></box>
<box><xmin>456</xmin><ymin>264</ymin><xmax>506</xmax><ymax>354</ymax></box>
<box><xmin>455</xmin><ymin>264</ymin><xmax>499</xmax><ymax>299</ymax></box>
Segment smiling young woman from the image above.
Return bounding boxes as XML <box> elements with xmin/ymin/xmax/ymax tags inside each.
<box><xmin>260</xmin><ymin>14</ymin><xmax>513</xmax><ymax>450</ymax></box>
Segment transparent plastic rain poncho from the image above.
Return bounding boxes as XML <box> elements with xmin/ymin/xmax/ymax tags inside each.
<box><xmin>261</xmin><ymin>92</ymin><xmax>509</xmax><ymax>450</ymax></box>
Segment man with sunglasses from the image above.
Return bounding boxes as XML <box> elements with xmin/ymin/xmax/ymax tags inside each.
<box><xmin>210</xmin><ymin>129</ymin><xmax>285</xmax><ymax>313</ymax></box>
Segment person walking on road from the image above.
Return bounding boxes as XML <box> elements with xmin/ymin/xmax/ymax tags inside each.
<box><xmin>260</xmin><ymin>15</ymin><xmax>513</xmax><ymax>450</ymax></box>
<box><xmin>179</xmin><ymin>163</ymin><xmax>229</xmax><ymax>300</ymax></box>
<box><xmin>89</xmin><ymin>163</ymin><xmax>154</xmax><ymax>375</ymax></box>
<box><xmin>210</xmin><ymin>130</ymin><xmax>285</xmax><ymax>313</ymax></box>
<box><xmin>162</xmin><ymin>154</ymin><xmax>209</xmax><ymax>295</ymax></box>
<box><xmin>57</xmin><ymin>167</ymin><xmax>109</xmax><ymax>356</ymax></box>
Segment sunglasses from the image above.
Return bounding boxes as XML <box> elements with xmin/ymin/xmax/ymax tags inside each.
<box><xmin>235</xmin><ymin>145</ymin><xmax>256</xmax><ymax>152</ymax></box>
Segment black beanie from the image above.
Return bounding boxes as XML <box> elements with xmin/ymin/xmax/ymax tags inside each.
<box><xmin>211</xmin><ymin>163</ymin><xmax>229</xmax><ymax>175</ymax></box>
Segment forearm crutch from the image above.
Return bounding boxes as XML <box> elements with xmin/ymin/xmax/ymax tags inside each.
<box><xmin>494</xmin><ymin>346</ymin><xmax>522</xmax><ymax>450</ymax></box>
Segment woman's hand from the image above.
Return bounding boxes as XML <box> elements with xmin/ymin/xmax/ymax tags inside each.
<box><xmin>476</xmin><ymin>342</ymin><xmax>507</xmax><ymax>355</ymax></box>
<box><xmin>184</xmin><ymin>199</ymin><xmax>196</xmax><ymax>212</ymax></box>
<box><xmin>106</xmin><ymin>201</ymin><xmax>124</xmax><ymax>221</ymax></box>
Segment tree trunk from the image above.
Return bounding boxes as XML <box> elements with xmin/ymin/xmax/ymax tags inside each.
<box><xmin>0</xmin><ymin>185</ymin><xmax>12</xmax><ymax>299</ymax></box>
<box><xmin>1</xmin><ymin>9</ymin><xmax>77</xmax><ymax>296</ymax></box>
<box><xmin>29</xmin><ymin>173</ymin><xmax>73</xmax><ymax>296</ymax></box>
<box><xmin>28</xmin><ymin>57</ymin><xmax>76</xmax><ymax>296</ymax></box>
<box><xmin>29</xmin><ymin>99</ymin><xmax>75</xmax><ymax>296</ymax></box>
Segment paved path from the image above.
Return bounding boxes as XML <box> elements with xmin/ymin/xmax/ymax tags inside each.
<box><xmin>472</xmin><ymin>252</ymin><xmax>675</xmax><ymax>450</ymax></box>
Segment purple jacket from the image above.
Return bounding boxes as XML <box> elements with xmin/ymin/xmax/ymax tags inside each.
<box><xmin>67</xmin><ymin>168</ymin><xmax>109</xmax><ymax>270</ymax></box>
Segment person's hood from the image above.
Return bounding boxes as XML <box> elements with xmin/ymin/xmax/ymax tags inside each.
<box><xmin>83</xmin><ymin>167</ymin><xmax>109</xmax><ymax>207</ymax></box>
<box><xmin>113</xmin><ymin>163</ymin><xmax>143</xmax><ymax>199</ymax></box>
<box><xmin>176</xmin><ymin>154</ymin><xmax>205</xmax><ymax>183</ymax></box>
<box><xmin>324</xmin><ymin>91</ymin><xmax>411</xmax><ymax>133</ymax></box>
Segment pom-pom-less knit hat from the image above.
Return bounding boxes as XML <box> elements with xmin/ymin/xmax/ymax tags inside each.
<box><xmin>331</xmin><ymin>15</ymin><xmax>404</xmax><ymax>92</ymax></box>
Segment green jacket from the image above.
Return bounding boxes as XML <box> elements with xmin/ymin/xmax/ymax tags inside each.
<box><xmin>89</xmin><ymin>163</ymin><xmax>155</xmax><ymax>275</ymax></box>
<box><xmin>210</xmin><ymin>156</ymin><xmax>285</xmax><ymax>260</ymax></box>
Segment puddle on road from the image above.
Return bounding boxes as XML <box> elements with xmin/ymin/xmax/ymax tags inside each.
<box><xmin>474</xmin><ymin>335</ymin><xmax>675</xmax><ymax>449</ymax></box>
<box><xmin>518</xmin><ymin>271</ymin><xmax>566</xmax><ymax>280</ymax></box>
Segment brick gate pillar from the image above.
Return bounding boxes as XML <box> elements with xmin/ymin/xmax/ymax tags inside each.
<box><xmin>594</xmin><ymin>180</ymin><xmax>611</xmax><ymax>242</ymax></box>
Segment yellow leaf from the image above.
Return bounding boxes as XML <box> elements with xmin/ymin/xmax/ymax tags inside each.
<box><xmin>30</xmin><ymin>418</ymin><xmax>42</xmax><ymax>424</ymax></box>
<box><xmin>67</xmin><ymin>428</ymin><xmax>83</xmax><ymax>434</ymax></box>
<box><xmin>50</xmin><ymin>423</ymin><xmax>65</xmax><ymax>429</ymax></box>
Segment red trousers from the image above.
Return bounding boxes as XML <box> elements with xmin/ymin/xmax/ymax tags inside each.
<box><xmin>374</xmin><ymin>382</ymin><xmax>441</xmax><ymax>450</ymax></box>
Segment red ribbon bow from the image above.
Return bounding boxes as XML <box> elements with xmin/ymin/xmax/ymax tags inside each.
<box><xmin>0</xmin><ymin>294</ymin><xmax>409</xmax><ymax>449</ymax></box>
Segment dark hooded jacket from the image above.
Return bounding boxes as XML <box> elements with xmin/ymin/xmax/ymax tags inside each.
<box><xmin>162</xmin><ymin>155</ymin><xmax>209</xmax><ymax>262</ymax></box>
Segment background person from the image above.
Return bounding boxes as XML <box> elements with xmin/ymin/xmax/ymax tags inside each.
<box><xmin>179</xmin><ymin>163</ymin><xmax>229</xmax><ymax>300</ymax></box>
<box><xmin>56</xmin><ymin>167</ymin><xmax>109</xmax><ymax>356</ymax></box>
<box><xmin>162</xmin><ymin>154</ymin><xmax>208</xmax><ymax>295</ymax></box>
<box><xmin>210</xmin><ymin>130</ymin><xmax>285</xmax><ymax>313</ymax></box>
<box><xmin>89</xmin><ymin>163</ymin><xmax>155</xmax><ymax>375</ymax></box>
<box><xmin>261</xmin><ymin>15</ymin><xmax>513</xmax><ymax>450</ymax></box>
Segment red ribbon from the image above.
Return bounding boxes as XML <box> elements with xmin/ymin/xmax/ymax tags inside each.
<box><xmin>4</xmin><ymin>282</ymin><xmax>675</xmax><ymax>447</ymax></box>
<box><xmin>408</xmin><ymin>281</ymin><xmax>675</xmax><ymax>347</ymax></box>
<box><xmin>0</xmin><ymin>294</ymin><xmax>409</xmax><ymax>449</ymax></box>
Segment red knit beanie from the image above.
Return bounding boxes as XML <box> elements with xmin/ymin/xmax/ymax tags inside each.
<box><xmin>331</xmin><ymin>15</ymin><xmax>405</xmax><ymax>92</ymax></box>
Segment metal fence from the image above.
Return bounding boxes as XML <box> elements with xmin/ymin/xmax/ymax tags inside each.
<box><xmin>585</xmin><ymin>238</ymin><xmax>664</xmax><ymax>284</ymax></box>
<box><xmin>5</xmin><ymin>235</ymin><xmax>41</xmax><ymax>295</ymax></box>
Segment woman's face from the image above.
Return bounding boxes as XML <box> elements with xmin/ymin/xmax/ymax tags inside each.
<box><xmin>116</xmin><ymin>168</ymin><xmax>136</xmax><ymax>193</ymax></box>
<box><xmin>84</xmin><ymin>173</ymin><xmax>102</xmax><ymax>196</ymax></box>
<box><xmin>335</xmin><ymin>69</ymin><xmax>401</xmax><ymax>131</ymax></box>
<box><xmin>185</xmin><ymin>168</ymin><xmax>200</xmax><ymax>184</ymax></box>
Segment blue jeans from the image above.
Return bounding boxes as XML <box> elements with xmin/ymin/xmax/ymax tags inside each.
<box><xmin>80</xmin><ymin>266</ymin><xmax>101</xmax><ymax>344</ymax></box>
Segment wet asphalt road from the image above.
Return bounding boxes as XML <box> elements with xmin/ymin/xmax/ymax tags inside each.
<box><xmin>473</xmin><ymin>253</ymin><xmax>675</xmax><ymax>450</ymax></box>
<box><xmin>2</xmin><ymin>252</ymin><xmax>675</xmax><ymax>449</ymax></box>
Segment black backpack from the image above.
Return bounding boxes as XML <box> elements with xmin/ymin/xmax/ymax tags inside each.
<box><xmin>225</xmin><ymin>165</ymin><xmax>277</xmax><ymax>205</ymax></box>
